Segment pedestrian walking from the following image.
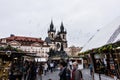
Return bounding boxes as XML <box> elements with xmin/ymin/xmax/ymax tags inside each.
<box><xmin>58</xmin><ymin>60</ymin><xmax>71</xmax><ymax>80</ymax></box>
<box><xmin>44</xmin><ymin>62</ymin><xmax>48</xmax><ymax>75</ymax></box>
<box><xmin>71</xmin><ymin>62</ymin><xmax>83</xmax><ymax>80</ymax></box>
<box><xmin>50</xmin><ymin>62</ymin><xmax>54</xmax><ymax>73</ymax></box>
<box><xmin>89</xmin><ymin>64</ymin><xmax>93</xmax><ymax>76</ymax></box>
<box><xmin>23</xmin><ymin>64</ymin><xmax>28</xmax><ymax>80</ymax></box>
<box><xmin>38</xmin><ymin>64</ymin><xmax>43</xmax><ymax>80</ymax></box>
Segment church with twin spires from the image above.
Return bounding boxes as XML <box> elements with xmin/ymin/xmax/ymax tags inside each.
<box><xmin>45</xmin><ymin>21</ymin><xmax>68</xmax><ymax>52</ymax></box>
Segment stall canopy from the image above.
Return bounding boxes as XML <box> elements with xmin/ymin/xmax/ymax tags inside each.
<box><xmin>81</xmin><ymin>17</ymin><xmax>120</xmax><ymax>52</ymax></box>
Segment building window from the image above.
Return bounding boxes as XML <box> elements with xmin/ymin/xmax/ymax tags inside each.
<box><xmin>57</xmin><ymin>43</ymin><xmax>60</xmax><ymax>49</ymax></box>
<box><xmin>63</xmin><ymin>35</ymin><xmax>65</xmax><ymax>39</ymax></box>
<box><xmin>51</xmin><ymin>33</ymin><xmax>54</xmax><ymax>38</ymax></box>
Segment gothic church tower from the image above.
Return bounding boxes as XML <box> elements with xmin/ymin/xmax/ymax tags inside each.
<box><xmin>59</xmin><ymin>22</ymin><xmax>67</xmax><ymax>48</ymax></box>
<box><xmin>48</xmin><ymin>21</ymin><xmax>56</xmax><ymax>40</ymax></box>
<box><xmin>46</xmin><ymin>21</ymin><xmax>67</xmax><ymax>51</ymax></box>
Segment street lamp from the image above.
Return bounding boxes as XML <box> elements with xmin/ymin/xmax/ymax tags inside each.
<box><xmin>6</xmin><ymin>51</ymin><xmax>11</xmax><ymax>57</ymax></box>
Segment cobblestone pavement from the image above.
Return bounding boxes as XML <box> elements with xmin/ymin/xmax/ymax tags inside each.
<box><xmin>36</xmin><ymin>69</ymin><xmax>93</xmax><ymax>80</ymax></box>
<box><xmin>82</xmin><ymin>69</ymin><xmax>93</xmax><ymax>80</ymax></box>
<box><xmin>36</xmin><ymin>70</ymin><xmax>60</xmax><ymax>80</ymax></box>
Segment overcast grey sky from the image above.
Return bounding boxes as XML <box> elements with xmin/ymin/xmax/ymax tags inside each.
<box><xmin>0</xmin><ymin>0</ymin><xmax>120</xmax><ymax>47</ymax></box>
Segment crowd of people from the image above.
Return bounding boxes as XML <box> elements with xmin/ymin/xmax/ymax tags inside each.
<box><xmin>8</xmin><ymin>59</ymin><xmax>85</xmax><ymax>80</ymax></box>
<box><xmin>8</xmin><ymin>59</ymin><xmax>59</xmax><ymax>80</ymax></box>
<box><xmin>59</xmin><ymin>59</ymin><xmax>83</xmax><ymax>80</ymax></box>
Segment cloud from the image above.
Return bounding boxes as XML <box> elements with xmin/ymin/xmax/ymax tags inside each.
<box><xmin>0</xmin><ymin>0</ymin><xmax>120</xmax><ymax>46</ymax></box>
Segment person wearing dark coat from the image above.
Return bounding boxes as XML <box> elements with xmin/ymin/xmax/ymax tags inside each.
<box><xmin>59</xmin><ymin>60</ymin><xmax>71</xmax><ymax>80</ymax></box>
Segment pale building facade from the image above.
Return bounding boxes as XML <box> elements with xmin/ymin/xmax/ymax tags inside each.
<box><xmin>65</xmin><ymin>46</ymin><xmax>82</xmax><ymax>56</ymax></box>
<box><xmin>0</xmin><ymin>35</ymin><xmax>49</xmax><ymax>57</ymax></box>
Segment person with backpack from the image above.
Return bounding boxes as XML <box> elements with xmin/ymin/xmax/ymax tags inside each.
<box><xmin>58</xmin><ymin>60</ymin><xmax>71</xmax><ymax>80</ymax></box>
<box><xmin>71</xmin><ymin>62</ymin><xmax>83</xmax><ymax>80</ymax></box>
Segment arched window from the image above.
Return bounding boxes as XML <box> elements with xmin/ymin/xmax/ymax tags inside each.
<box><xmin>57</xmin><ymin>43</ymin><xmax>60</xmax><ymax>49</ymax></box>
<box><xmin>63</xmin><ymin>35</ymin><xmax>65</xmax><ymax>39</ymax></box>
<box><xmin>51</xmin><ymin>33</ymin><xmax>54</xmax><ymax>38</ymax></box>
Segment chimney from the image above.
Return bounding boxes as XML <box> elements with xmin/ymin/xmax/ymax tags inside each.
<box><xmin>10</xmin><ymin>34</ymin><xmax>15</xmax><ymax>37</ymax></box>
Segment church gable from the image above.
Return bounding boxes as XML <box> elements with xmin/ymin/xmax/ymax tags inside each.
<box><xmin>54</xmin><ymin>35</ymin><xmax>63</xmax><ymax>42</ymax></box>
<box><xmin>31</xmin><ymin>42</ymin><xmax>42</xmax><ymax>47</ymax></box>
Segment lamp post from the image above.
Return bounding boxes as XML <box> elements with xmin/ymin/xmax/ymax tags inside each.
<box><xmin>6</xmin><ymin>51</ymin><xmax>11</xmax><ymax>57</ymax></box>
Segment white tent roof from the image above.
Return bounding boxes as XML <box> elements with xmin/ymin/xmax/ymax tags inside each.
<box><xmin>114</xmin><ymin>33</ymin><xmax>120</xmax><ymax>42</ymax></box>
<box><xmin>81</xmin><ymin>17</ymin><xmax>120</xmax><ymax>52</ymax></box>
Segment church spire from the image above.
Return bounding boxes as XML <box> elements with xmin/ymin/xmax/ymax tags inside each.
<box><xmin>60</xmin><ymin>22</ymin><xmax>64</xmax><ymax>33</ymax></box>
<box><xmin>50</xmin><ymin>20</ymin><xmax>54</xmax><ymax>30</ymax></box>
<box><xmin>48</xmin><ymin>20</ymin><xmax>56</xmax><ymax>33</ymax></box>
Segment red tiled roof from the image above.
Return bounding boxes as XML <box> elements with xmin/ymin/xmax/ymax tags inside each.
<box><xmin>4</xmin><ymin>36</ymin><xmax>44</xmax><ymax>43</ymax></box>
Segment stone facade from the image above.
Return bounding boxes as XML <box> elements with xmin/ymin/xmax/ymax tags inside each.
<box><xmin>65</xmin><ymin>46</ymin><xmax>82</xmax><ymax>56</ymax></box>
